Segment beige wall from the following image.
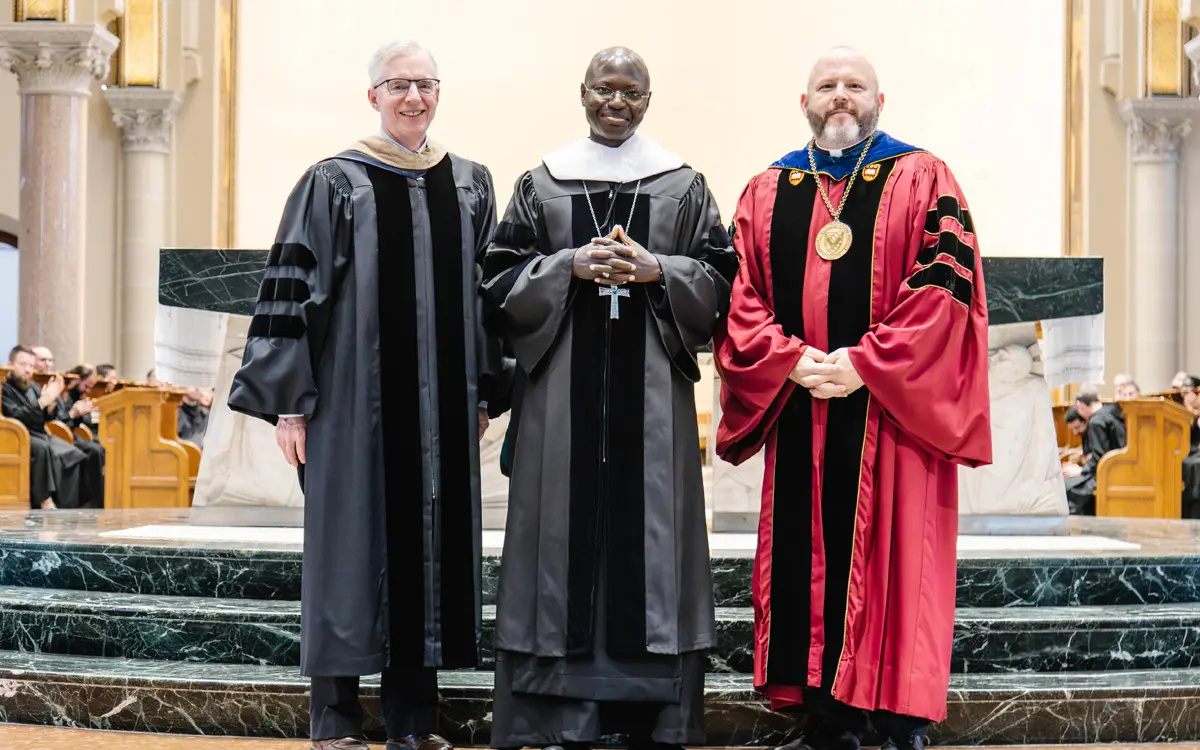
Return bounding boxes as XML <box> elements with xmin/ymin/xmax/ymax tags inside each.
<box><xmin>234</xmin><ymin>0</ymin><xmax>1065</xmax><ymax>256</ymax></box>
<box><xmin>0</xmin><ymin>73</ymin><xmax>18</xmax><ymax>233</ymax></box>
<box><xmin>1184</xmin><ymin>129</ymin><xmax>1200</xmax><ymax>375</ymax></box>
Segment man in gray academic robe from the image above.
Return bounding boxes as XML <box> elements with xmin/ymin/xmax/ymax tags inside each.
<box><xmin>482</xmin><ymin>47</ymin><xmax>737</xmax><ymax>750</ymax></box>
<box><xmin>227</xmin><ymin>40</ymin><xmax>496</xmax><ymax>750</ymax></box>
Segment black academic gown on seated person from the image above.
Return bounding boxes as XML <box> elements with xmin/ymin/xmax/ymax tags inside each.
<box><xmin>481</xmin><ymin>139</ymin><xmax>737</xmax><ymax>746</ymax></box>
<box><xmin>227</xmin><ymin>147</ymin><xmax>497</xmax><ymax>677</ymax></box>
<box><xmin>1</xmin><ymin>377</ymin><xmax>85</xmax><ymax>508</ymax></box>
<box><xmin>54</xmin><ymin>392</ymin><xmax>105</xmax><ymax>508</ymax></box>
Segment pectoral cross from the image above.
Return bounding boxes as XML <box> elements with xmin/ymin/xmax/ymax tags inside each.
<box><xmin>598</xmin><ymin>285</ymin><xmax>630</xmax><ymax>319</ymax></box>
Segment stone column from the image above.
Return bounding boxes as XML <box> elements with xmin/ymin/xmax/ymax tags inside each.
<box><xmin>0</xmin><ymin>23</ymin><xmax>119</xmax><ymax>364</ymax></box>
<box><xmin>1119</xmin><ymin>99</ymin><xmax>1199</xmax><ymax>390</ymax></box>
<box><xmin>105</xmin><ymin>88</ymin><xmax>182</xmax><ymax>377</ymax></box>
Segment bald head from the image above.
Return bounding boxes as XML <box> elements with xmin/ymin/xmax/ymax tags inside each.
<box><xmin>807</xmin><ymin>46</ymin><xmax>879</xmax><ymax>92</ymax></box>
<box><xmin>30</xmin><ymin>346</ymin><xmax>53</xmax><ymax>373</ymax></box>
<box><xmin>585</xmin><ymin>46</ymin><xmax>650</xmax><ymax>88</ymax></box>
<box><xmin>801</xmin><ymin>46</ymin><xmax>884</xmax><ymax>150</ymax></box>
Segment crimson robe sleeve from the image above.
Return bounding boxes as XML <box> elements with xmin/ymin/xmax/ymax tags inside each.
<box><xmin>714</xmin><ymin>173</ymin><xmax>807</xmax><ymax>465</ymax></box>
<box><xmin>847</xmin><ymin>159</ymin><xmax>992</xmax><ymax>468</ymax></box>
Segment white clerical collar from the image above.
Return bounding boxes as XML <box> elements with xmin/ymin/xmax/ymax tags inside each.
<box><xmin>542</xmin><ymin>133</ymin><xmax>684</xmax><ymax>183</ymax></box>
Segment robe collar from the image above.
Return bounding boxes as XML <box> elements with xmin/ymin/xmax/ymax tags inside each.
<box><xmin>542</xmin><ymin>134</ymin><xmax>684</xmax><ymax>183</ymax></box>
<box><xmin>771</xmin><ymin>131</ymin><xmax>923</xmax><ymax>180</ymax></box>
<box><xmin>344</xmin><ymin>134</ymin><xmax>448</xmax><ymax>173</ymax></box>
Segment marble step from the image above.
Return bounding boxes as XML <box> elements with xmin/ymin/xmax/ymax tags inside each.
<box><xmin>0</xmin><ymin>649</ymin><xmax>1198</xmax><ymax>745</ymax></box>
<box><xmin>4</xmin><ymin>586</ymin><xmax>1200</xmax><ymax>675</ymax></box>
<box><xmin>4</xmin><ymin>535</ymin><xmax>1200</xmax><ymax>608</ymax></box>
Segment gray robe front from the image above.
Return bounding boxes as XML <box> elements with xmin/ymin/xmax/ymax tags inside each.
<box><xmin>228</xmin><ymin>149</ymin><xmax>496</xmax><ymax>677</ymax></box>
<box><xmin>483</xmin><ymin>162</ymin><xmax>737</xmax><ymax>744</ymax></box>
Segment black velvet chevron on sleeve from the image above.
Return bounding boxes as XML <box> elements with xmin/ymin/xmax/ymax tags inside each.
<box><xmin>923</xmin><ymin>195</ymin><xmax>975</xmax><ymax>235</ymax></box>
<box><xmin>905</xmin><ymin>261</ymin><xmax>972</xmax><ymax>306</ymax></box>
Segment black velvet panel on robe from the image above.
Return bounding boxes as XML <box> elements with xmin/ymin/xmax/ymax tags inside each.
<box><xmin>367</xmin><ymin>158</ymin><xmax>477</xmax><ymax>669</ymax></box>
<box><xmin>765</xmin><ymin>159</ymin><xmax>898</xmax><ymax>690</ymax></box>
<box><xmin>565</xmin><ymin>188</ymin><xmax>652</xmax><ymax>660</ymax></box>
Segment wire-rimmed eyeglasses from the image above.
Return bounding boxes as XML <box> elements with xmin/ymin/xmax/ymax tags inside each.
<box><xmin>375</xmin><ymin>78</ymin><xmax>440</xmax><ymax>97</ymax></box>
<box><xmin>586</xmin><ymin>86</ymin><xmax>649</xmax><ymax>103</ymax></box>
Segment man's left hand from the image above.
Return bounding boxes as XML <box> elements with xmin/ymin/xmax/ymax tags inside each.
<box><xmin>798</xmin><ymin>347</ymin><xmax>864</xmax><ymax>399</ymax></box>
<box><xmin>478</xmin><ymin>408</ymin><xmax>489</xmax><ymax>441</ymax></box>
<box><xmin>592</xmin><ymin>229</ymin><xmax>661</xmax><ymax>285</ymax></box>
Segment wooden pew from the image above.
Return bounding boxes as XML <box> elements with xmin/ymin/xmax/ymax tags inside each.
<box><xmin>0</xmin><ymin>416</ymin><xmax>30</xmax><ymax>509</ymax></box>
<box><xmin>74</xmin><ymin>424</ymin><xmax>94</xmax><ymax>442</ymax></box>
<box><xmin>179</xmin><ymin>439</ymin><xmax>201</xmax><ymax>501</ymax></box>
<box><xmin>95</xmin><ymin>387</ymin><xmax>190</xmax><ymax>509</ymax></box>
<box><xmin>1096</xmin><ymin>398</ymin><xmax>1194</xmax><ymax>518</ymax></box>
<box><xmin>45</xmin><ymin>420</ymin><xmax>74</xmax><ymax>444</ymax></box>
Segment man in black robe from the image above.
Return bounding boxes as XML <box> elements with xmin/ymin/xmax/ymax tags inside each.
<box><xmin>1</xmin><ymin>346</ymin><xmax>86</xmax><ymax>509</ymax></box>
<box><xmin>50</xmin><ymin>360</ymin><xmax>105</xmax><ymax>507</ymax></box>
<box><xmin>1062</xmin><ymin>386</ymin><xmax>1126</xmax><ymax>515</ymax></box>
<box><xmin>227</xmin><ymin>40</ymin><xmax>497</xmax><ymax>750</ymax></box>
<box><xmin>177</xmin><ymin>388</ymin><xmax>211</xmax><ymax>447</ymax></box>
<box><xmin>483</xmin><ymin>47</ymin><xmax>737</xmax><ymax>750</ymax></box>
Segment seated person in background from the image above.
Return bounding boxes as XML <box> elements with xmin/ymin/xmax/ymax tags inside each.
<box><xmin>1177</xmin><ymin>376</ymin><xmax>1200</xmax><ymax>518</ymax></box>
<box><xmin>2</xmin><ymin>346</ymin><xmax>89</xmax><ymax>509</ymax></box>
<box><xmin>1114</xmin><ymin>375</ymin><xmax>1141</xmax><ymax>400</ymax></box>
<box><xmin>1062</xmin><ymin>385</ymin><xmax>1127</xmax><ymax>515</ymax></box>
<box><xmin>54</xmin><ymin>364</ymin><xmax>106</xmax><ymax>506</ymax></box>
<box><xmin>177</xmin><ymin>387</ymin><xmax>212</xmax><ymax>447</ymax></box>
<box><xmin>95</xmin><ymin>363</ymin><xmax>117</xmax><ymax>380</ymax></box>
<box><xmin>1173</xmin><ymin>371</ymin><xmax>1191</xmax><ymax>391</ymax></box>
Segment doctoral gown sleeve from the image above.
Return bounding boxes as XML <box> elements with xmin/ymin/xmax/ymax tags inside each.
<box><xmin>848</xmin><ymin>159</ymin><xmax>992</xmax><ymax>468</ymax></box>
<box><xmin>649</xmin><ymin>172</ymin><xmax>738</xmax><ymax>381</ymax></box>
<box><xmin>481</xmin><ymin>171</ymin><xmax>574</xmax><ymax>376</ymax></box>
<box><xmin>714</xmin><ymin>173</ymin><xmax>808</xmax><ymax>465</ymax></box>
<box><xmin>469</xmin><ymin>163</ymin><xmax>503</xmax><ymax>411</ymax></box>
<box><xmin>227</xmin><ymin>162</ymin><xmax>350</xmax><ymax>424</ymax></box>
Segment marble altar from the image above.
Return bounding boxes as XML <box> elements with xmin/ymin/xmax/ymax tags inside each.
<box><xmin>157</xmin><ymin>250</ymin><xmax>1103</xmax><ymax>524</ymax></box>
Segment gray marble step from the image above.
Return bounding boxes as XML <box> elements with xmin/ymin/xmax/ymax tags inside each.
<box><xmin>0</xmin><ymin>649</ymin><xmax>1197</xmax><ymax>745</ymax></box>
<box><xmin>5</xmin><ymin>535</ymin><xmax>1200</xmax><ymax>608</ymax></box>
<box><xmin>4</xmin><ymin>586</ymin><xmax>1199</xmax><ymax>675</ymax></box>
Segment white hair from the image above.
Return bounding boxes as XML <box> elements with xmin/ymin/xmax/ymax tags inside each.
<box><xmin>368</xmin><ymin>40</ymin><xmax>438</xmax><ymax>85</ymax></box>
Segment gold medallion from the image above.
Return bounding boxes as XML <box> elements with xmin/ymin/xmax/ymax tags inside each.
<box><xmin>789</xmin><ymin>169</ymin><xmax>804</xmax><ymax>186</ymax></box>
<box><xmin>816</xmin><ymin>220</ymin><xmax>853</xmax><ymax>260</ymax></box>
<box><xmin>807</xmin><ymin>132</ymin><xmax>877</xmax><ymax>262</ymax></box>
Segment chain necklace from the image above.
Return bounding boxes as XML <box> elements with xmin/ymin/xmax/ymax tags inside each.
<box><xmin>581</xmin><ymin>179</ymin><xmax>641</xmax><ymax>238</ymax></box>
<box><xmin>807</xmin><ymin>131</ymin><xmax>876</xmax><ymax>261</ymax></box>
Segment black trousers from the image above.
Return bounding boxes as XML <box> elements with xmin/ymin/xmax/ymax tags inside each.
<box><xmin>310</xmin><ymin>667</ymin><xmax>438</xmax><ymax>741</ymax></box>
<box><xmin>792</xmin><ymin>687</ymin><xmax>930</xmax><ymax>747</ymax></box>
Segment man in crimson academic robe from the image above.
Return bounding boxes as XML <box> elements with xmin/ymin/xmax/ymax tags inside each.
<box><xmin>714</xmin><ymin>47</ymin><xmax>992</xmax><ymax>750</ymax></box>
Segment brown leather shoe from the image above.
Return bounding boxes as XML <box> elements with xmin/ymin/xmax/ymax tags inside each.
<box><xmin>310</xmin><ymin>739</ymin><xmax>371</xmax><ymax>750</ymax></box>
<box><xmin>387</xmin><ymin>734</ymin><xmax>454</xmax><ymax>750</ymax></box>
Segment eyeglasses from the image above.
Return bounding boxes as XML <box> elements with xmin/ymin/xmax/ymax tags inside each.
<box><xmin>587</xmin><ymin>86</ymin><xmax>648</xmax><ymax>103</ymax></box>
<box><xmin>375</xmin><ymin>78</ymin><xmax>440</xmax><ymax>97</ymax></box>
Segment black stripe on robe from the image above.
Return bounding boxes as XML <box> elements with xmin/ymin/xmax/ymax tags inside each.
<box><xmin>765</xmin><ymin>168</ymin><xmax>816</xmax><ymax>687</ymax></box>
<box><xmin>367</xmin><ymin>157</ymin><xmax>478</xmax><ymax>669</ymax></box>
<box><xmin>765</xmin><ymin>158</ymin><xmax>898</xmax><ymax>689</ymax></box>
<box><xmin>565</xmin><ymin>188</ymin><xmax>653</xmax><ymax>660</ymax></box>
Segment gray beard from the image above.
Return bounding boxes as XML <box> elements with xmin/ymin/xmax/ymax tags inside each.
<box><xmin>810</xmin><ymin>107</ymin><xmax>880</xmax><ymax>150</ymax></box>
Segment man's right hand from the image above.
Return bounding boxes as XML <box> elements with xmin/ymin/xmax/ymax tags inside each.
<box><xmin>788</xmin><ymin>347</ymin><xmax>846</xmax><ymax>399</ymax></box>
<box><xmin>275</xmin><ymin>416</ymin><xmax>307</xmax><ymax>467</ymax></box>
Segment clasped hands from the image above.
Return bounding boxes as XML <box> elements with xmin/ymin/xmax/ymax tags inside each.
<box><xmin>572</xmin><ymin>225</ymin><xmax>661</xmax><ymax>285</ymax></box>
<box><xmin>789</xmin><ymin>346</ymin><xmax>864</xmax><ymax>400</ymax></box>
